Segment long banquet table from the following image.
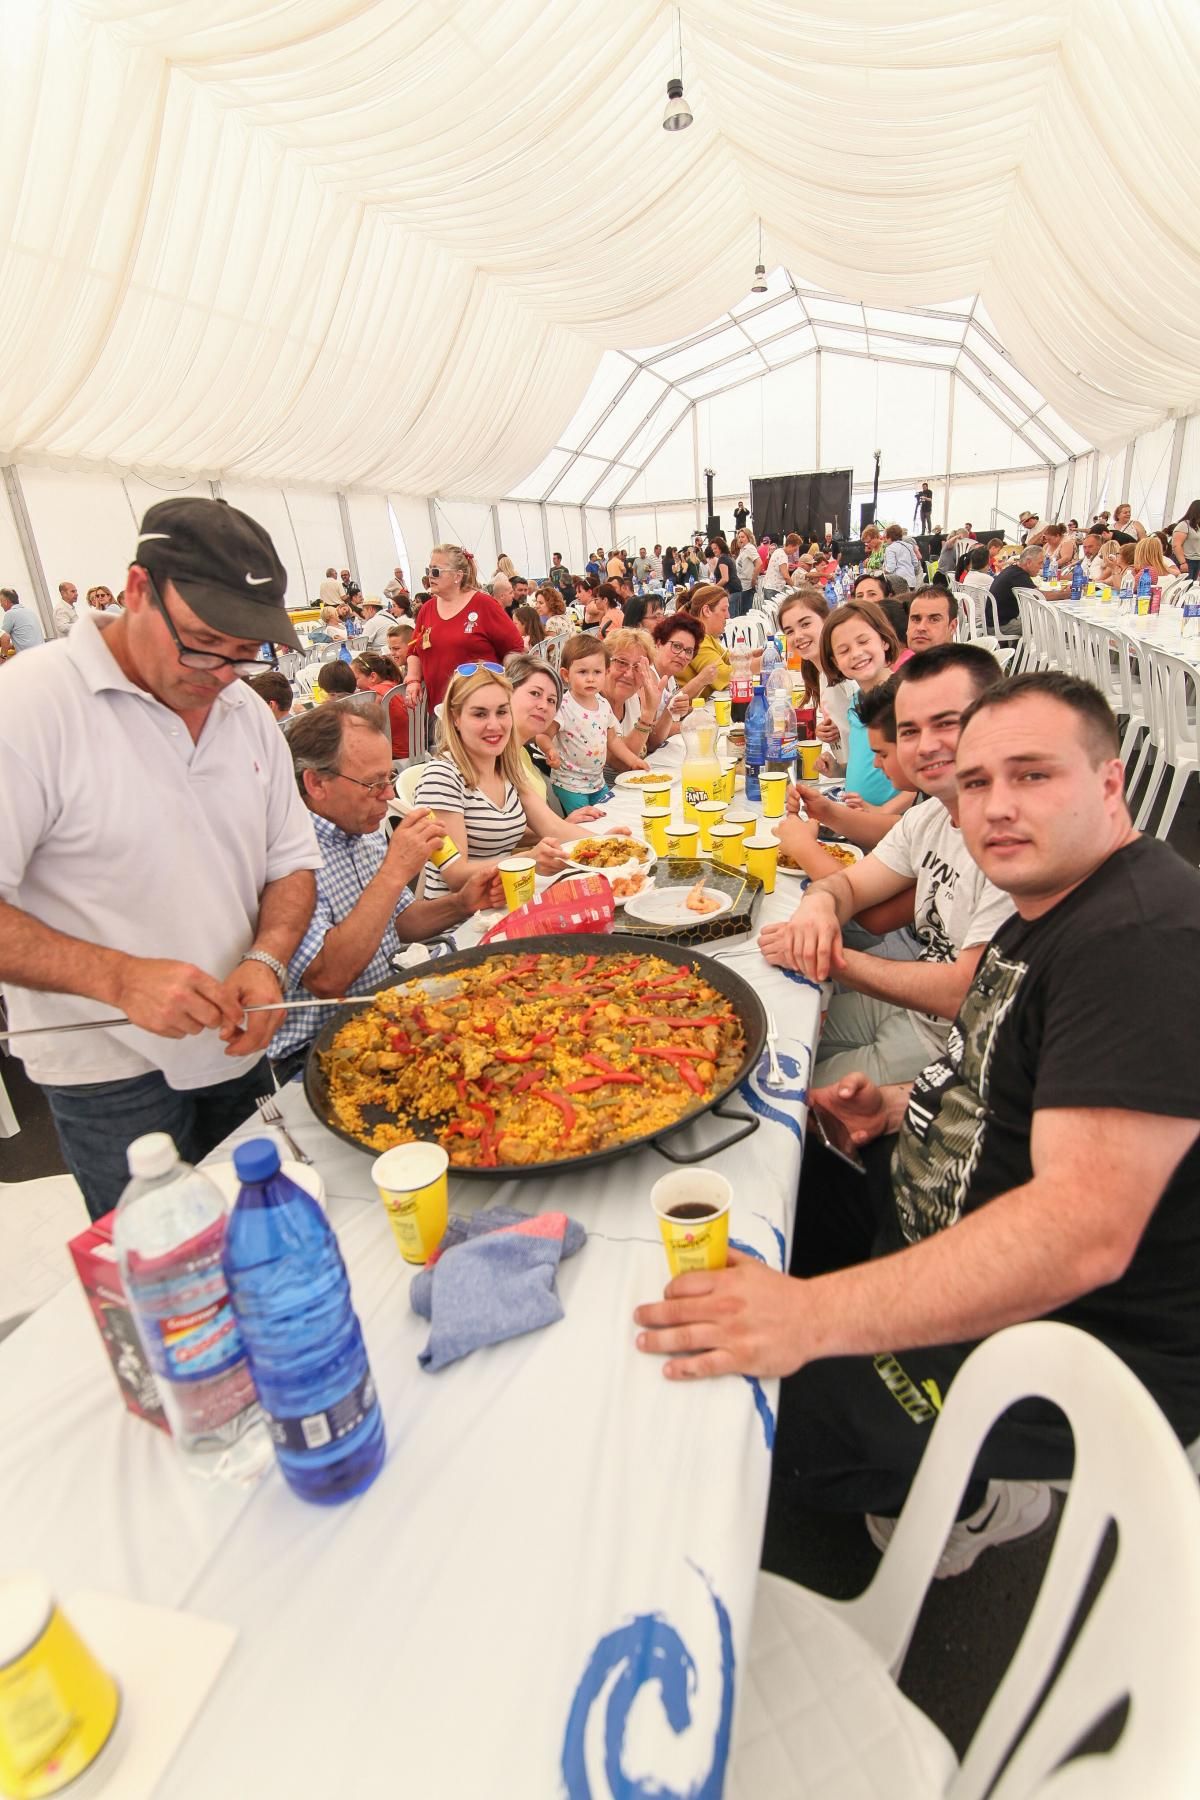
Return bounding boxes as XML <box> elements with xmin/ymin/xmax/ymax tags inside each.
<box><xmin>0</xmin><ymin>737</ymin><xmax>824</xmax><ymax>1798</ymax></box>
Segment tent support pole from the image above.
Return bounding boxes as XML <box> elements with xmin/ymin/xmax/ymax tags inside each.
<box><xmin>337</xmin><ymin>493</ymin><xmax>359</xmax><ymax>589</ymax></box>
<box><xmin>814</xmin><ymin>350</ymin><xmax>822</xmax><ymax>469</ymax></box>
<box><xmin>1120</xmin><ymin>440</ymin><xmax>1135</xmax><ymax>506</ymax></box>
<box><xmin>2</xmin><ymin>465</ymin><xmax>54</xmax><ymax>637</ymax></box>
<box><xmin>1164</xmin><ymin>416</ymin><xmax>1186</xmax><ymax>525</ymax></box>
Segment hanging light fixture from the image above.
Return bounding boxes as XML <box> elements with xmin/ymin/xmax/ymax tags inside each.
<box><xmin>751</xmin><ymin>218</ymin><xmax>768</xmax><ymax>293</ymax></box>
<box><xmin>663</xmin><ymin>8</ymin><xmax>693</xmax><ymax>131</ymax></box>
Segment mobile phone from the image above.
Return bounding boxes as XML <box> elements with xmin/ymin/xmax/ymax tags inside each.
<box><xmin>808</xmin><ymin>1100</ymin><xmax>866</xmax><ymax>1174</ymax></box>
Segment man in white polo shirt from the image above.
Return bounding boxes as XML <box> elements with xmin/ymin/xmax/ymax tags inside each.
<box><xmin>761</xmin><ymin>644</ymin><xmax>1013</xmax><ymax>1083</ymax></box>
<box><xmin>355</xmin><ymin>595</ymin><xmax>395</xmax><ymax>650</ymax></box>
<box><xmin>0</xmin><ymin>497</ymin><xmax>321</xmax><ymax>1219</ymax></box>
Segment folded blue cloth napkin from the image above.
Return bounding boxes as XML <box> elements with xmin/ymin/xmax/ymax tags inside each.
<box><xmin>410</xmin><ymin>1206</ymin><xmax>587</xmax><ymax>1372</ymax></box>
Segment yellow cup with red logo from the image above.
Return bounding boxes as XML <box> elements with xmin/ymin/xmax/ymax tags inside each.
<box><xmin>425</xmin><ymin>813</ymin><xmax>461</xmax><ymax>873</ymax></box>
<box><xmin>0</xmin><ymin>1579</ymin><xmax>121</xmax><ymax>1798</ymax></box>
<box><xmin>371</xmin><ymin>1144</ymin><xmax>450</xmax><ymax>1264</ymax></box>
<box><xmin>665</xmin><ymin>822</ymin><xmax>699</xmax><ymax>858</ymax></box>
<box><xmin>650</xmin><ymin>1169</ymin><xmax>731</xmax><ymax>1277</ymax></box>
<box><xmin>497</xmin><ymin>856</ymin><xmax>537</xmax><ymax>912</ymax></box>
<box><xmin>759</xmin><ymin>771</ymin><xmax>789</xmax><ymax>818</ymax></box>
<box><xmin>744</xmin><ymin>831</ymin><xmax>779</xmax><ymax>893</ymax></box>
<box><xmin>640</xmin><ymin>781</ymin><xmax>672</xmax><ymax>813</ymax></box>
<box><xmin>708</xmin><ymin>822</ymin><xmax>744</xmax><ymax>868</ymax></box>
<box><xmin>693</xmin><ymin>799</ymin><xmax>728</xmax><ymax>851</ymax></box>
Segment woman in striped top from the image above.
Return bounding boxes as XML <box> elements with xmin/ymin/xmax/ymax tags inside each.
<box><xmin>414</xmin><ymin>664</ymin><xmax>593</xmax><ymax>897</ymax></box>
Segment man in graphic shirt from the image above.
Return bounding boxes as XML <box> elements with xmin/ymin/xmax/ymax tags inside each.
<box><xmin>636</xmin><ymin>672</ymin><xmax>1200</xmax><ymax>1576</ymax></box>
<box><xmin>762</xmin><ymin>645</ymin><xmax>1013</xmax><ymax>1084</ymax></box>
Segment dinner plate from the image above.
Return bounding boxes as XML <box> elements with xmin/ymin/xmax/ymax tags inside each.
<box><xmin>205</xmin><ymin>1160</ymin><xmax>327</xmax><ymax>1210</ymax></box>
<box><xmin>623</xmin><ymin>884</ymin><xmax>734</xmax><ymax>926</ymax></box>
<box><xmin>560</xmin><ymin>835</ymin><xmax>656</xmax><ymax>875</ymax></box>
<box><xmin>777</xmin><ymin>841</ymin><xmax>863</xmax><ymax>879</ymax></box>
<box><xmin>613</xmin><ymin>770</ymin><xmax>677</xmax><ymax>791</ymax></box>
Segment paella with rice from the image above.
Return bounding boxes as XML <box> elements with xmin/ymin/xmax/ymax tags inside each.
<box><xmin>319</xmin><ymin>949</ymin><xmax>745</xmax><ymax>1167</ymax></box>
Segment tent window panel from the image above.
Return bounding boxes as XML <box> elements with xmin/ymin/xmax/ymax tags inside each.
<box><xmin>585</xmin><ymin>370</ymin><xmax>669</xmax><ymax>460</ymax></box>
<box><xmin>552</xmin><ymin>454</ymin><xmax>615</xmax><ymax>505</ymax></box>
<box><xmin>555</xmin><ymin>352</ymin><xmax>639</xmax><ymax>451</ymax></box>
<box><xmin>863</xmin><ymin>306</ymin><xmax>966</xmax><ymax>342</ymax></box>
<box><xmin>345</xmin><ymin>491</ymin><xmax>401</xmax><ymax>597</ymax></box>
<box><xmin>511</xmin><ymin>447</ymin><xmax>571</xmax><ymax>501</ymax></box>
<box><xmin>651</xmin><ymin>325</ymin><xmax>748</xmax><ymax>383</ymax></box>
<box><xmin>739</xmin><ymin>297</ymin><xmax>807</xmax><ymax>343</ymax></box>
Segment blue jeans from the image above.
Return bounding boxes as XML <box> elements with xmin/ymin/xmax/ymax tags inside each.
<box><xmin>552</xmin><ymin>784</ymin><xmax>609</xmax><ymax>815</ymax></box>
<box><xmin>43</xmin><ymin>1061</ymin><xmax>274</xmax><ymax>1222</ymax></box>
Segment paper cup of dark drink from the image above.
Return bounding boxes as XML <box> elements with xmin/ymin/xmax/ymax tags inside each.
<box><xmin>650</xmin><ymin>1169</ymin><xmax>732</xmax><ymax>1276</ymax></box>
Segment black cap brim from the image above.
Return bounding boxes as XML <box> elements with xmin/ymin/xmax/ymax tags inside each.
<box><xmin>172</xmin><ymin>578</ymin><xmax>301</xmax><ymax>650</ymax></box>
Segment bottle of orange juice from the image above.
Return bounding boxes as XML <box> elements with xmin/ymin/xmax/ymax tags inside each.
<box><xmin>680</xmin><ymin>701</ymin><xmax>720</xmax><ymax>822</ymax></box>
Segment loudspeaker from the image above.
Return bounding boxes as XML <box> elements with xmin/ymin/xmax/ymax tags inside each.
<box><xmin>859</xmin><ymin>501</ymin><xmax>876</xmax><ymax>530</ymax></box>
<box><xmin>706</xmin><ymin>514</ymin><xmax>721</xmax><ymax>539</ymax></box>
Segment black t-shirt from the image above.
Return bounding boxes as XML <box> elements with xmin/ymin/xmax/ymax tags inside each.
<box><xmin>890</xmin><ymin>837</ymin><xmax>1200</xmax><ymax>1434</ymax></box>
<box><xmin>714</xmin><ymin>552</ymin><xmax>738</xmax><ymax>590</ymax></box>
<box><xmin>990</xmin><ymin>562</ymin><xmax>1035</xmax><ymax>629</ymax></box>
<box><xmin>734</xmin><ymin>507</ymin><xmax>748</xmax><ymax>528</ymax></box>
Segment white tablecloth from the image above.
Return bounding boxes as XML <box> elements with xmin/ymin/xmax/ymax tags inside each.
<box><xmin>0</xmin><ymin>745</ymin><xmax>822</xmax><ymax>1799</ymax></box>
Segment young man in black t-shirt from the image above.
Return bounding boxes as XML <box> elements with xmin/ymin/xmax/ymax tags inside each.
<box><xmin>635</xmin><ymin>672</ymin><xmax>1200</xmax><ymax>1575</ymax></box>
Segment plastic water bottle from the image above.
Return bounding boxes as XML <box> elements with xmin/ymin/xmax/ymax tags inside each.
<box><xmin>1070</xmin><ymin>562</ymin><xmax>1085</xmax><ymax>605</ymax></box>
<box><xmin>113</xmin><ymin>1133</ymin><xmax>269</xmax><ymax>1477</ymax></box>
<box><xmin>1136</xmin><ymin>568</ymin><xmax>1152</xmax><ymax>615</ymax></box>
<box><xmin>744</xmin><ymin>682</ymin><xmax>767</xmax><ymax>803</ymax></box>
<box><xmin>223</xmin><ymin>1138</ymin><xmax>385</xmax><ymax>1505</ymax></box>
<box><xmin>760</xmin><ymin>640</ymin><xmax>781</xmax><ymax>683</ymax></box>
<box><xmin>729</xmin><ymin>629</ymin><xmax>754</xmax><ymax>705</ymax></box>
<box><xmin>1181</xmin><ymin>593</ymin><xmax>1200</xmax><ymax>639</ymax></box>
<box><xmin>1041</xmin><ymin>553</ymin><xmax>1053</xmax><ymax>582</ymax></box>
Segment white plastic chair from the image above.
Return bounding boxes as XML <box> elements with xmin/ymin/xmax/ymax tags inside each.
<box><xmin>729</xmin><ymin>1322</ymin><xmax>1200</xmax><ymax>1799</ymax></box>
<box><xmin>392</xmin><ymin>762</ymin><xmax>429</xmax><ymax>814</ymax></box>
<box><xmin>1132</xmin><ymin>644</ymin><xmax>1199</xmax><ymax>837</ymax></box>
<box><xmin>725</xmin><ymin>612</ymin><xmax>769</xmax><ymax>652</ymax></box>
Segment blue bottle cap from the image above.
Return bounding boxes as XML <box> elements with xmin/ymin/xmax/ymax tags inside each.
<box><xmin>233</xmin><ymin>1137</ymin><xmax>282</xmax><ymax>1182</ymax></box>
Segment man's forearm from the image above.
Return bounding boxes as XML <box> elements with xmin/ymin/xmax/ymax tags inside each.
<box><xmin>0</xmin><ymin>898</ymin><xmax>126</xmax><ymax>1006</ymax></box>
<box><xmin>301</xmin><ymin>869</ymin><xmax>411</xmax><ymax>997</ymax></box>
<box><xmin>837</xmin><ymin>945</ymin><xmax>976</xmax><ymax>1021</ymax></box>
<box><xmin>799</xmin><ymin>871</ymin><xmax>858</xmax><ymax>927</ymax></box>
<box><xmin>249</xmin><ymin>871</ymin><xmax>316</xmax><ymax>967</ymax></box>
<box><xmin>398</xmin><ymin>893</ymin><xmax>471</xmax><ymax>941</ymax></box>
<box><xmin>823</xmin><ymin>796</ymin><xmax>911</xmax><ymax>850</ymax></box>
<box><xmin>795</xmin><ymin>1174</ymin><xmax>1123</xmax><ymax>1367</ymax></box>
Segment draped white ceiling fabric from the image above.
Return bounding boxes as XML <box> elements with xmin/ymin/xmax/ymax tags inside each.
<box><xmin>3</xmin><ymin>0</ymin><xmax>1198</xmax><ymax>495</ymax></box>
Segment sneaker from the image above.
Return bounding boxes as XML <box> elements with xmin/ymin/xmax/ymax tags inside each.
<box><xmin>866</xmin><ymin>1480</ymin><xmax>1054</xmax><ymax>1579</ymax></box>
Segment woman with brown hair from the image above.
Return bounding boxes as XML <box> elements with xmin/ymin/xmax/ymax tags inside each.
<box><xmin>404</xmin><ymin>543</ymin><xmax>522</xmax><ymax>709</ymax></box>
<box><xmin>534</xmin><ymin>584</ymin><xmax>572</xmax><ymax>639</ymax></box>
<box><xmin>818</xmin><ymin>600</ymin><xmax>902</xmax><ymax>804</ymax></box>
<box><xmin>350</xmin><ymin>651</ymin><xmax>408</xmax><ymax>757</ymax></box>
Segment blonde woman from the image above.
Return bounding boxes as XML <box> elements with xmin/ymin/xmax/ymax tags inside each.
<box><xmin>314</xmin><ymin>602</ymin><xmax>347</xmax><ymax>644</ymax></box>
<box><xmin>413</xmin><ymin>665</ymin><xmax>606</xmax><ymax>896</ymax></box>
<box><xmin>493</xmin><ymin>553</ymin><xmax>519</xmax><ymax>581</ymax></box>
<box><xmin>1133</xmin><ymin>535</ymin><xmax>1181</xmax><ymax>582</ymax></box>
<box><xmin>405</xmin><ymin>544</ymin><xmax>522</xmax><ymax>709</ymax></box>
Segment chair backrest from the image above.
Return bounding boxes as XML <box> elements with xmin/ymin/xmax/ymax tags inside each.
<box><xmin>1145</xmin><ymin>643</ymin><xmax>1200</xmax><ymax>768</ymax></box>
<box><xmin>834</xmin><ymin>1322</ymin><xmax>1200</xmax><ymax>1799</ymax></box>
<box><xmin>724</xmin><ymin>610</ymin><xmax>769</xmax><ymax>650</ymax></box>
<box><xmin>393</xmin><ymin>762</ymin><xmax>429</xmax><ymax>814</ymax></box>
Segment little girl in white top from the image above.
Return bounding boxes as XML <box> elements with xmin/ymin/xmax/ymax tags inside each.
<box><xmin>536</xmin><ymin>634</ymin><xmax>647</xmax><ymax>814</ymax></box>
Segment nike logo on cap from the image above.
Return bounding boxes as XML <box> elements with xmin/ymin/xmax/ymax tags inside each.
<box><xmin>246</xmin><ymin>574</ymin><xmax>273</xmax><ymax>586</ymax></box>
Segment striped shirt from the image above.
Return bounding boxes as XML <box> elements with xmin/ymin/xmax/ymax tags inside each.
<box><xmin>415</xmin><ymin>755</ymin><xmax>528</xmax><ymax>895</ymax></box>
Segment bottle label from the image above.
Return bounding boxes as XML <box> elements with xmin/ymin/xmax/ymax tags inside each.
<box><xmin>264</xmin><ymin>1371</ymin><xmax>377</xmax><ymax>1455</ymax></box>
<box><xmin>126</xmin><ymin>1266</ymin><xmax>246</xmax><ymax>1385</ymax></box>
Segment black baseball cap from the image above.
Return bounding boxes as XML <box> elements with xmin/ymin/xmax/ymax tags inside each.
<box><xmin>134</xmin><ymin>498</ymin><xmax>300</xmax><ymax>649</ymax></box>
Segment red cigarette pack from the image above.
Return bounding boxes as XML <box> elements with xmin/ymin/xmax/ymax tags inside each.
<box><xmin>68</xmin><ymin>1211</ymin><xmax>170</xmax><ymax>1433</ymax></box>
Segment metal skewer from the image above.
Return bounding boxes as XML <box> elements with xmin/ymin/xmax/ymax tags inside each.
<box><xmin>0</xmin><ymin>996</ymin><xmax>353</xmax><ymax>1044</ymax></box>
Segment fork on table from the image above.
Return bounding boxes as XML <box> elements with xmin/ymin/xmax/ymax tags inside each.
<box><xmin>255</xmin><ymin>1093</ymin><xmax>313</xmax><ymax>1165</ymax></box>
<box><xmin>764</xmin><ymin>1011</ymin><xmax>786</xmax><ymax>1090</ymax></box>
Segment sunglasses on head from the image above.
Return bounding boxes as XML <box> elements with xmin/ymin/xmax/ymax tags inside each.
<box><xmin>454</xmin><ymin>661</ymin><xmax>505</xmax><ymax>678</ymax></box>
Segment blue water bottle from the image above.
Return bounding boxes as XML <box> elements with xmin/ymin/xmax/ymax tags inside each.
<box><xmin>1070</xmin><ymin>562</ymin><xmax>1085</xmax><ymax>604</ymax></box>
<box><xmin>744</xmin><ymin>682</ymin><xmax>767</xmax><ymax>803</ymax></box>
<box><xmin>1041</xmin><ymin>553</ymin><xmax>1053</xmax><ymax>582</ymax></box>
<box><xmin>223</xmin><ymin>1138</ymin><xmax>385</xmax><ymax>1504</ymax></box>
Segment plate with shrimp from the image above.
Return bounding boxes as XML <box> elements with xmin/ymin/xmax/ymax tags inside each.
<box><xmin>623</xmin><ymin>872</ymin><xmax>734</xmax><ymax>926</ymax></box>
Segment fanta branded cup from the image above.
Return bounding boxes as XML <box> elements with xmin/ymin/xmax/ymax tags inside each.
<box><xmin>0</xmin><ymin>1578</ymin><xmax>121</xmax><ymax>1798</ymax></box>
<box><xmin>650</xmin><ymin>1169</ymin><xmax>732</xmax><ymax>1277</ymax></box>
<box><xmin>642</xmin><ymin>807</ymin><xmax>670</xmax><ymax>855</ymax></box>
<box><xmin>371</xmin><ymin>1144</ymin><xmax>450</xmax><ymax>1264</ymax></box>
<box><xmin>497</xmin><ymin>856</ymin><xmax>536</xmax><ymax>911</ymax></box>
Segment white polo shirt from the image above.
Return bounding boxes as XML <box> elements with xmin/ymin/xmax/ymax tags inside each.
<box><xmin>357</xmin><ymin>610</ymin><xmax>394</xmax><ymax>650</ymax></box>
<box><xmin>0</xmin><ymin>611</ymin><xmax>322</xmax><ymax>1090</ymax></box>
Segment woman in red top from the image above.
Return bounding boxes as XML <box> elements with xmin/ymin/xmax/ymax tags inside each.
<box><xmin>351</xmin><ymin>652</ymin><xmax>409</xmax><ymax>757</ymax></box>
<box><xmin>404</xmin><ymin>544</ymin><xmax>523</xmax><ymax>708</ymax></box>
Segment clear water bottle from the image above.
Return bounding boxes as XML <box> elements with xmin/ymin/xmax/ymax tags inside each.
<box><xmin>1042</xmin><ymin>553</ymin><xmax>1053</xmax><ymax>582</ymax></box>
<box><xmin>113</xmin><ymin>1134</ymin><xmax>269</xmax><ymax>1478</ymax></box>
<box><xmin>744</xmin><ymin>682</ymin><xmax>767</xmax><ymax>803</ymax></box>
<box><xmin>1181</xmin><ymin>593</ymin><xmax>1200</xmax><ymax>639</ymax></box>
<box><xmin>1070</xmin><ymin>562</ymin><xmax>1085</xmax><ymax>604</ymax></box>
<box><xmin>765</xmin><ymin>667</ymin><xmax>796</xmax><ymax>775</ymax></box>
<box><xmin>760</xmin><ymin>640</ymin><xmax>781</xmax><ymax>683</ymax></box>
<box><xmin>223</xmin><ymin>1138</ymin><xmax>385</xmax><ymax>1505</ymax></box>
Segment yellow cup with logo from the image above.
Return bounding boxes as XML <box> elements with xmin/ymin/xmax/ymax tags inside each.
<box><xmin>759</xmin><ymin>771</ymin><xmax>789</xmax><ymax>818</ymax></box>
<box><xmin>708</xmin><ymin>822</ymin><xmax>744</xmax><ymax>867</ymax></box>
<box><xmin>640</xmin><ymin>781</ymin><xmax>672</xmax><ymax>814</ymax></box>
<box><xmin>744</xmin><ymin>831</ymin><xmax>779</xmax><ymax>893</ymax></box>
<box><xmin>371</xmin><ymin>1144</ymin><xmax>450</xmax><ymax>1264</ymax></box>
<box><xmin>716</xmin><ymin>760</ymin><xmax>737</xmax><ymax>804</ymax></box>
<box><xmin>650</xmin><ymin>1169</ymin><xmax>731</xmax><ymax>1277</ymax></box>
<box><xmin>427</xmin><ymin>831</ymin><xmax>461</xmax><ymax>873</ymax></box>
<box><xmin>497</xmin><ymin>855</ymin><xmax>537</xmax><ymax>912</ymax></box>
<box><xmin>712</xmin><ymin>695</ymin><xmax>732</xmax><ymax>726</ymax></box>
<box><xmin>797</xmin><ymin>741</ymin><xmax>822</xmax><ymax>782</ymax></box>
<box><xmin>693</xmin><ymin>799</ymin><xmax>728</xmax><ymax>851</ymax></box>
<box><xmin>724</xmin><ymin>810</ymin><xmax>755</xmax><ymax>841</ymax></box>
<box><xmin>664</xmin><ymin>822</ymin><xmax>699</xmax><ymax>858</ymax></box>
<box><xmin>642</xmin><ymin>807</ymin><xmax>671</xmax><ymax>855</ymax></box>
<box><xmin>0</xmin><ymin>1579</ymin><xmax>121</xmax><ymax>1799</ymax></box>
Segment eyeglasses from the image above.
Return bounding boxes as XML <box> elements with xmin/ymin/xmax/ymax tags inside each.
<box><xmin>665</xmin><ymin>639</ymin><xmax>693</xmax><ymax>657</ymax></box>
<box><xmin>147</xmin><ymin>575</ymin><xmax>277</xmax><ymax>677</ymax></box>
<box><xmin>328</xmin><ymin>771</ymin><xmax>395</xmax><ymax>797</ymax></box>
<box><xmin>454</xmin><ymin>661</ymin><xmax>505</xmax><ymax>678</ymax></box>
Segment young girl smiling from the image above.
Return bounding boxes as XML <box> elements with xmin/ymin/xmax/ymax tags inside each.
<box><xmin>818</xmin><ymin>600</ymin><xmax>902</xmax><ymax>805</ymax></box>
<box><xmin>536</xmin><ymin>635</ymin><xmax>647</xmax><ymax>814</ymax></box>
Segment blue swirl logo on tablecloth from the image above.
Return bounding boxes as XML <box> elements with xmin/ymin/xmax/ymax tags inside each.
<box><xmin>739</xmin><ymin>1050</ymin><xmax>808</xmax><ymax>1144</ymax></box>
<box><xmin>729</xmin><ymin>1229</ymin><xmax>785</xmax><ymax>1451</ymax></box>
<box><xmin>561</xmin><ymin>1561</ymin><xmax>735</xmax><ymax>1800</ymax></box>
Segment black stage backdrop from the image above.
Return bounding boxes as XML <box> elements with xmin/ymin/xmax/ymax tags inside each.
<box><xmin>751</xmin><ymin>469</ymin><xmax>852</xmax><ymax>543</ymax></box>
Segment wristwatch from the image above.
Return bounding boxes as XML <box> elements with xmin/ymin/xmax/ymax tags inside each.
<box><xmin>240</xmin><ymin>948</ymin><xmax>288</xmax><ymax>988</ymax></box>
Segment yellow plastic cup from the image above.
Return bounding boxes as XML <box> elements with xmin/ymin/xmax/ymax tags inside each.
<box><xmin>724</xmin><ymin>810</ymin><xmax>755</xmax><ymax>842</ymax></box>
<box><xmin>640</xmin><ymin>781</ymin><xmax>672</xmax><ymax>813</ymax></box>
<box><xmin>759</xmin><ymin>771</ymin><xmax>789</xmax><ymax>818</ymax></box>
<box><xmin>650</xmin><ymin>1169</ymin><xmax>732</xmax><ymax>1277</ymax></box>
<box><xmin>428</xmin><ymin>836</ymin><xmax>461</xmax><ymax>871</ymax></box>
<box><xmin>642</xmin><ymin>807</ymin><xmax>671</xmax><ymax>855</ymax></box>
<box><xmin>744</xmin><ymin>832</ymin><xmax>779</xmax><ymax>893</ymax></box>
<box><xmin>497</xmin><ymin>855</ymin><xmax>537</xmax><ymax>912</ymax></box>
<box><xmin>693</xmin><ymin>799</ymin><xmax>728</xmax><ymax>850</ymax></box>
<box><xmin>716</xmin><ymin>761</ymin><xmax>737</xmax><ymax>804</ymax></box>
<box><xmin>371</xmin><ymin>1144</ymin><xmax>450</xmax><ymax>1264</ymax></box>
<box><xmin>708</xmin><ymin>823</ymin><xmax>745</xmax><ymax>867</ymax></box>
<box><xmin>712</xmin><ymin>695</ymin><xmax>732</xmax><ymax>726</ymax></box>
<box><xmin>0</xmin><ymin>1579</ymin><xmax>121</xmax><ymax>1799</ymax></box>
<box><xmin>664</xmin><ymin>822</ymin><xmax>699</xmax><ymax>857</ymax></box>
<box><xmin>797</xmin><ymin>741</ymin><xmax>822</xmax><ymax>782</ymax></box>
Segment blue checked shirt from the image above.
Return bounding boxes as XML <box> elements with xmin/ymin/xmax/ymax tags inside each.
<box><xmin>271</xmin><ymin>813</ymin><xmax>426</xmax><ymax>1060</ymax></box>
